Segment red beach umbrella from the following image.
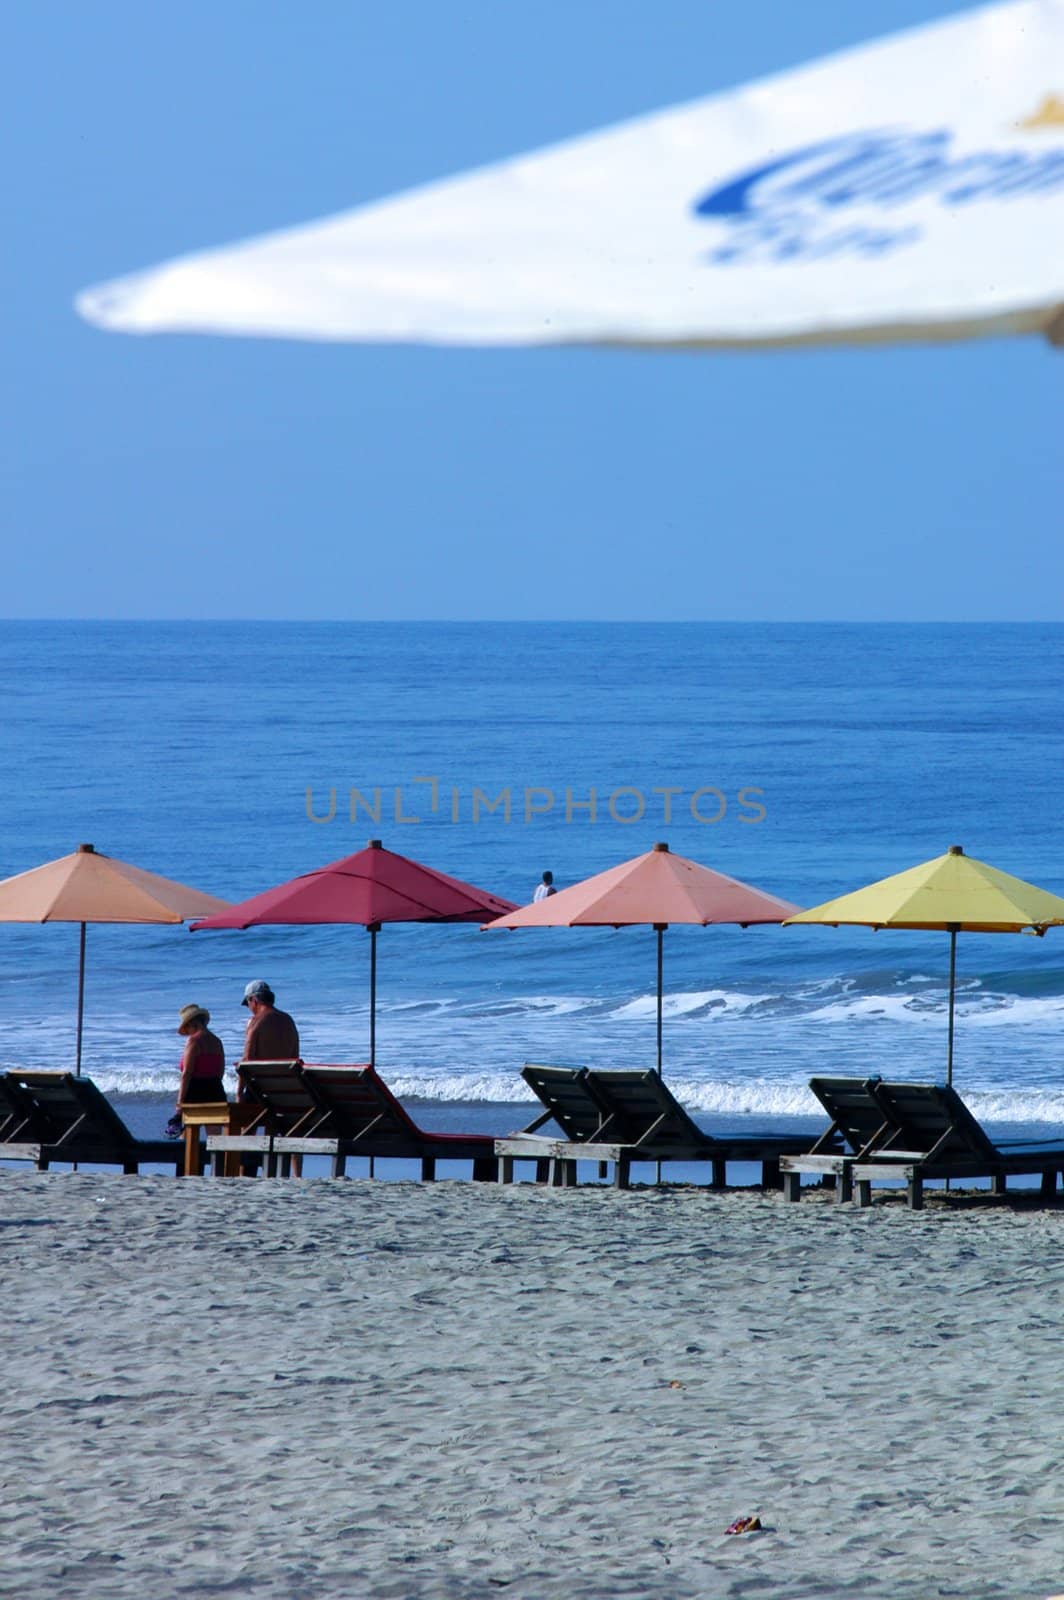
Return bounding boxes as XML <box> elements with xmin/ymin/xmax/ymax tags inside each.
<box><xmin>191</xmin><ymin>839</ymin><xmax>516</xmax><ymax>1065</ymax></box>
<box><xmin>484</xmin><ymin>841</ymin><xmax>798</xmax><ymax>1076</ymax></box>
<box><xmin>0</xmin><ymin>842</ymin><xmax>231</xmax><ymax>1075</ymax></box>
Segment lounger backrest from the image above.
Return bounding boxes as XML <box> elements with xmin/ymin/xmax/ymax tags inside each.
<box><xmin>807</xmin><ymin>1077</ymin><xmax>897</xmax><ymax>1155</ymax></box>
<box><xmin>0</xmin><ymin>1073</ymin><xmax>44</xmax><ymax>1141</ymax></box>
<box><xmin>236</xmin><ymin>1061</ymin><xmax>320</xmax><ymax>1130</ymax></box>
<box><xmin>299</xmin><ymin>1064</ymin><xmax>422</xmax><ymax>1149</ymax></box>
<box><xmin>10</xmin><ymin>1072</ymin><xmax>133</xmax><ymax>1149</ymax></box>
<box><xmin>520</xmin><ymin>1065</ymin><xmax>613</xmax><ymax>1141</ymax></box>
<box><xmin>871</xmin><ymin>1081</ymin><xmax>997</xmax><ymax>1160</ymax></box>
<box><xmin>585</xmin><ymin>1069</ymin><xmax>709</xmax><ymax>1150</ymax></box>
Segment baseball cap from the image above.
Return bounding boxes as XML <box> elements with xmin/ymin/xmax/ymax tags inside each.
<box><xmin>241</xmin><ymin>979</ymin><xmax>273</xmax><ymax>1006</ymax></box>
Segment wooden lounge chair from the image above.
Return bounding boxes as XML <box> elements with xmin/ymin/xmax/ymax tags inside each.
<box><xmin>177</xmin><ymin>1060</ymin><xmax>309</xmax><ymax>1176</ymax></box>
<box><xmin>515</xmin><ymin>1064</ymin><xmax>617</xmax><ymax>1141</ymax></box>
<box><xmin>587</xmin><ymin>1068</ymin><xmax>824</xmax><ymax>1188</ymax></box>
<box><xmin>497</xmin><ymin>1066</ymin><xmax>828</xmax><ymax>1189</ymax></box>
<box><xmin>0</xmin><ymin>1073</ymin><xmax>50</xmax><ymax>1162</ymax></box>
<box><xmin>4</xmin><ymin>1071</ymin><xmax>182</xmax><ymax>1174</ymax></box>
<box><xmin>209</xmin><ymin>1063</ymin><xmax>499</xmax><ymax>1181</ymax></box>
<box><xmin>295</xmin><ymin>1065</ymin><xmax>499</xmax><ymax>1180</ymax></box>
<box><xmin>779</xmin><ymin>1076</ymin><xmax>904</xmax><ymax>1202</ymax></box>
<box><xmin>493</xmin><ymin>1065</ymin><xmax>623</xmax><ymax>1182</ymax></box>
<box><xmin>851</xmin><ymin>1081</ymin><xmax>1064</xmax><ymax>1210</ymax></box>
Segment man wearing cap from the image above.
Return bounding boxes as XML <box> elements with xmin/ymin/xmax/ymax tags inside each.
<box><xmin>241</xmin><ymin>980</ymin><xmax>300</xmax><ymax>1063</ymax></box>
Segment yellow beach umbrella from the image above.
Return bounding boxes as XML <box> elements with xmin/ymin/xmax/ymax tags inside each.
<box><xmin>784</xmin><ymin>846</ymin><xmax>1064</xmax><ymax>1085</ymax></box>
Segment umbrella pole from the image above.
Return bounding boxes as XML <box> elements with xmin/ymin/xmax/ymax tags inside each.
<box><xmin>654</xmin><ymin>923</ymin><xmax>665</xmax><ymax>1187</ymax></box>
<box><xmin>946</xmin><ymin>925</ymin><xmax>958</xmax><ymax>1089</ymax></box>
<box><xmin>655</xmin><ymin>925</ymin><xmax>664</xmax><ymax>1077</ymax></box>
<box><xmin>76</xmin><ymin>921</ymin><xmax>86</xmax><ymax>1077</ymax></box>
<box><xmin>368</xmin><ymin>923</ymin><xmax>378</xmax><ymax>1069</ymax></box>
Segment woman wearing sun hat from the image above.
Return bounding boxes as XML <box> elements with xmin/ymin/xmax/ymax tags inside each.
<box><xmin>164</xmin><ymin>1003</ymin><xmax>227</xmax><ymax>1138</ymax></box>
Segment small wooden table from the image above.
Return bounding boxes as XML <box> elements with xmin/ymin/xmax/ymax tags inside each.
<box><xmin>180</xmin><ymin>1103</ymin><xmax>232</xmax><ymax>1177</ymax></box>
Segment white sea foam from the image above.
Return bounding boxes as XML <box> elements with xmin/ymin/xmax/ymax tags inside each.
<box><xmin>608</xmin><ymin>988</ymin><xmax>772</xmax><ymax>1021</ymax></box>
<box><xmin>4</xmin><ymin>974</ymin><xmax>1064</xmax><ymax>1128</ymax></box>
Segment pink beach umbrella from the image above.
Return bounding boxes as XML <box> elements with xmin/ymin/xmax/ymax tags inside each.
<box><xmin>191</xmin><ymin>838</ymin><xmax>517</xmax><ymax>1066</ymax></box>
<box><xmin>484</xmin><ymin>841</ymin><xmax>798</xmax><ymax>1076</ymax></box>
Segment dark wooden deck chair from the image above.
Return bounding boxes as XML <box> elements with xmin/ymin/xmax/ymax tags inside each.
<box><xmin>201</xmin><ymin>1060</ymin><xmax>325</xmax><ymax>1176</ymax></box>
<box><xmin>236</xmin><ymin>1060</ymin><xmax>319</xmax><ymax>1131</ymax></box>
<box><xmin>0</xmin><ymin>1073</ymin><xmax>50</xmax><ymax>1161</ymax></box>
<box><xmin>852</xmin><ymin>1081</ymin><xmax>1064</xmax><ymax>1210</ymax></box>
<box><xmin>275</xmin><ymin>1064</ymin><xmax>499</xmax><ymax>1181</ymax></box>
<box><xmin>590</xmin><ymin>1068</ymin><xmax>820</xmax><ymax>1185</ymax></box>
<box><xmin>779</xmin><ymin>1076</ymin><xmax>904</xmax><ymax>1203</ymax></box>
<box><xmin>517</xmin><ymin>1064</ymin><xmax>617</xmax><ymax>1141</ymax></box>
<box><xmin>6</xmin><ymin>1071</ymin><xmax>182</xmax><ymax>1173</ymax></box>
<box><xmin>493</xmin><ymin>1064</ymin><xmax>624</xmax><ymax>1185</ymax></box>
<box><xmin>507</xmin><ymin>1067</ymin><xmax>823</xmax><ymax>1190</ymax></box>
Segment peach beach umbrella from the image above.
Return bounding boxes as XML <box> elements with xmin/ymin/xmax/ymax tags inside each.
<box><xmin>484</xmin><ymin>841</ymin><xmax>798</xmax><ymax>1076</ymax></box>
<box><xmin>0</xmin><ymin>842</ymin><xmax>231</xmax><ymax>1075</ymax></box>
<box><xmin>784</xmin><ymin>844</ymin><xmax>1064</xmax><ymax>1085</ymax></box>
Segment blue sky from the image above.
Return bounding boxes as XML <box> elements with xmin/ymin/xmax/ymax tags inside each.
<box><xmin>4</xmin><ymin>0</ymin><xmax>1061</xmax><ymax>621</ymax></box>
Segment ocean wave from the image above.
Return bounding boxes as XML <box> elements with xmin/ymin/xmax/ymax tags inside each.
<box><xmin>608</xmin><ymin>988</ymin><xmax>773</xmax><ymax>1021</ymax></box>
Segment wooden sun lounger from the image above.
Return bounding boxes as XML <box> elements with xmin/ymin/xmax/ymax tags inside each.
<box><xmin>588</xmin><ymin>1068</ymin><xmax>826</xmax><ymax>1188</ymax></box>
<box><xmin>512</xmin><ymin>1064</ymin><xmax>618</xmax><ymax>1141</ymax></box>
<box><xmin>296</xmin><ymin>1065</ymin><xmax>499</xmax><ymax>1180</ymax></box>
<box><xmin>3</xmin><ymin>1071</ymin><xmax>182</xmax><ymax>1174</ymax></box>
<box><xmin>779</xmin><ymin>1076</ymin><xmax>906</xmax><ymax>1202</ymax></box>
<box><xmin>850</xmin><ymin>1081</ymin><xmax>1064</xmax><ymax>1210</ymax></box>
<box><xmin>199</xmin><ymin>1060</ymin><xmax>329</xmax><ymax>1176</ymax></box>
<box><xmin>496</xmin><ymin>1066</ymin><xmax>830</xmax><ymax>1189</ymax></box>
<box><xmin>494</xmin><ymin>1065</ymin><xmax>622</xmax><ymax>1184</ymax></box>
<box><xmin>208</xmin><ymin>1062</ymin><xmax>499</xmax><ymax>1181</ymax></box>
<box><xmin>0</xmin><ymin>1074</ymin><xmax>49</xmax><ymax>1161</ymax></box>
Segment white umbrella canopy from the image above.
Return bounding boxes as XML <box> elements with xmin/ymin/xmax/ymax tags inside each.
<box><xmin>77</xmin><ymin>0</ymin><xmax>1064</xmax><ymax>351</ymax></box>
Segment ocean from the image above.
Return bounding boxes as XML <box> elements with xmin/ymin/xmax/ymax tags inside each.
<box><xmin>2</xmin><ymin>620</ymin><xmax>1062</xmax><ymax>1135</ymax></box>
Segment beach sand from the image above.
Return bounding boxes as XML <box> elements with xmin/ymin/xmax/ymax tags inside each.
<box><xmin>3</xmin><ymin>1172</ymin><xmax>1063</xmax><ymax>1600</ymax></box>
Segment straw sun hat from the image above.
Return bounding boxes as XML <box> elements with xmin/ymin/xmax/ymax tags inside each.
<box><xmin>177</xmin><ymin>1003</ymin><xmax>210</xmax><ymax>1033</ymax></box>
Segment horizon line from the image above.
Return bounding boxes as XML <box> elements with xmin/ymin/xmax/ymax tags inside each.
<box><xmin>1</xmin><ymin>616</ymin><xmax>1062</xmax><ymax>626</ymax></box>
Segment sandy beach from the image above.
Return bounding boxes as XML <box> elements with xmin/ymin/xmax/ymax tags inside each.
<box><xmin>3</xmin><ymin>1172</ymin><xmax>1063</xmax><ymax>1600</ymax></box>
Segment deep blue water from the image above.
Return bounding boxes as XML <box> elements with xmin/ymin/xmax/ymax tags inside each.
<box><xmin>1</xmin><ymin>621</ymin><xmax>1062</xmax><ymax>1123</ymax></box>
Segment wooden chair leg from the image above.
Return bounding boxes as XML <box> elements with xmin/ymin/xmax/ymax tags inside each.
<box><xmin>907</xmin><ymin>1176</ymin><xmax>924</xmax><ymax>1210</ymax></box>
<box><xmin>499</xmin><ymin>1156</ymin><xmax>514</xmax><ymax>1184</ymax></box>
<box><xmin>614</xmin><ymin>1158</ymin><xmax>631</xmax><ymax>1191</ymax></box>
<box><xmin>421</xmin><ymin>1156</ymin><xmax>436</xmax><ymax>1181</ymax></box>
<box><xmin>838</xmin><ymin>1166</ymin><xmax>853</xmax><ymax>1204</ymax></box>
<box><xmin>710</xmin><ymin>1158</ymin><xmax>726</xmax><ymax>1190</ymax></box>
<box><xmin>991</xmin><ymin>1173</ymin><xmax>1007</xmax><ymax>1196</ymax></box>
<box><xmin>782</xmin><ymin>1171</ymin><xmax>801</xmax><ymax>1202</ymax></box>
<box><xmin>856</xmin><ymin>1179</ymin><xmax>872</xmax><ymax>1207</ymax></box>
<box><xmin>183</xmin><ymin>1125</ymin><xmax>202</xmax><ymax>1178</ymax></box>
